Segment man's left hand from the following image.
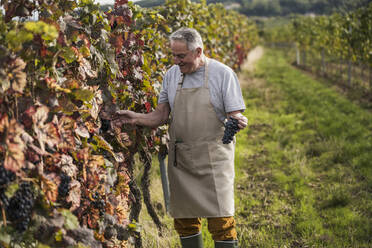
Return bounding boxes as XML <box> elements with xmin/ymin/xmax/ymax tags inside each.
<box><xmin>230</xmin><ymin>112</ymin><xmax>248</xmax><ymax>130</ymax></box>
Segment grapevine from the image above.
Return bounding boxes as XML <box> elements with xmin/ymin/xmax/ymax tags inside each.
<box><xmin>0</xmin><ymin>0</ymin><xmax>258</xmax><ymax>247</ymax></box>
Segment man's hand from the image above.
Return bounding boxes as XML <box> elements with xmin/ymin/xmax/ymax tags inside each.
<box><xmin>112</xmin><ymin>103</ymin><xmax>170</xmax><ymax>128</ymax></box>
<box><xmin>112</xmin><ymin>110</ymin><xmax>138</xmax><ymax>128</ymax></box>
<box><xmin>228</xmin><ymin>112</ymin><xmax>248</xmax><ymax>130</ymax></box>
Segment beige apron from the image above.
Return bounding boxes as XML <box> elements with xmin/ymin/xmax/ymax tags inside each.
<box><xmin>167</xmin><ymin>58</ymin><xmax>235</xmax><ymax>218</ymax></box>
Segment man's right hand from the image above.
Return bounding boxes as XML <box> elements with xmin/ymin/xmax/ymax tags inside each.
<box><xmin>112</xmin><ymin>110</ymin><xmax>138</xmax><ymax>128</ymax></box>
<box><xmin>111</xmin><ymin>103</ymin><xmax>170</xmax><ymax>129</ymax></box>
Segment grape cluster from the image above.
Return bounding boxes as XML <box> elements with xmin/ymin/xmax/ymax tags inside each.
<box><xmin>0</xmin><ymin>166</ymin><xmax>16</xmax><ymax>207</ymax></box>
<box><xmin>222</xmin><ymin>117</ymin><xmax>239</xmax><ymax>144</ymax></box>
<box><xmin>58</xmin><ymin>173</ymin><xmax>71</xmax><ymax>198</ymax></box>
<box><xmin>92</xmin><ymin>192</ymin><xmax>105</xmax><ymax>216</ymax></box>
<box><xmin>100</xmin><ymin>118</ymin><xmax>111</xmax><ymax>133</ymax></box>
<box><xmin>6</xmin><ymin>182</ymin><xmax>34</xmax><ymax>232</ymax></box>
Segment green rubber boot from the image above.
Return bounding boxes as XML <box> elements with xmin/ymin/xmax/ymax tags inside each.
<box><xmin>214</xmin><ymin>240</ymin><xmax>239</xmax><ymax>248</ymax></box>
<box><xmin>180</xmin><ymin>232</ymin><xmax>203</xmax><ymax>248</ymax></box>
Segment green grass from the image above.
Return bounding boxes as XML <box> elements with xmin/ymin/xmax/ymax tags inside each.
<box><xmin>134</xmin><ymin>48</ymin><xmax>372</xmax><ymax>247</ymax></box>
<box><xmin>235</xmin><ymin>48</ymin><xmax>372</xmax><ymax>247</ymax></box>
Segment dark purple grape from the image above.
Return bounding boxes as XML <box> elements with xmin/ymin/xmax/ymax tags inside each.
<box><xmin>6</xmin><ymin>182</ymin><xmax>34</xmax><ymax>232</ymax></box>
<box><xmin>222</xmin><ymin>117</ymin><xmax>239</xmax><ymax>144</ymax></box>
<box><xmin>58</xmin><ymin>173</ymin><xmax>71</xmax><ymax>198</ymax></box>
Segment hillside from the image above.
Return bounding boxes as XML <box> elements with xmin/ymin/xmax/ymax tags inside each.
<box><xmin>133</xmin><ymin>0</ymin><xmax>372</xmax><ymax>16</ymax></box>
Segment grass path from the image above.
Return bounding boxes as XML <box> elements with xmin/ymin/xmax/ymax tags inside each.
<box><xmin>133</xmin><ymin>48</ymin><xmax>372</xmax><ymax>248</ymax></box>
<box><xmin>235</xmin><ymin>48</ymin><xmax>372</xmax><ymax>248</ymax></box>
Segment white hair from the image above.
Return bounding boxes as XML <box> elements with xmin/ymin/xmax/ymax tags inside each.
<box><xmin>169</xmin><ymin>27</ymin><xmax>204</xmax><ymax>51</ymax></box>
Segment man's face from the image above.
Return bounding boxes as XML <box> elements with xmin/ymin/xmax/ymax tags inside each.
<box><xmin>170</xmin><ymin>40</ymin><xmax>201</xmax><ymax>74</ymax></box>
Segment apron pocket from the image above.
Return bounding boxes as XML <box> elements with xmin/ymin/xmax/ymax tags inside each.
<box><xmin>176</xmin><ymin>142</ymin><xmax>212</xmax><ymax>176</ymax></box>
<box><xmin>208</xmin><ymin>141</ymin><xmax>234</xmax><ymax>166</ymax></box>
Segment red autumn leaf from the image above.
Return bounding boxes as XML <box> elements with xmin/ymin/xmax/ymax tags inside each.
<box><xmin>40</xmin><ymin>44</ymin><xmax>47</xmax><ymax>57</ymax></box>
<box><xmin>21</xmin><ymin>106</ymin><xmax>36</xmax><ymax>129</ymax></box>
<box><xmin>86</xmin><ymin>208</ymin><xmax>100</xmax><ymax>229</ymax></box>
<box><xmin>112</xmin><ymin>35</ymin><xmax>124</xmax><ymax>50</ymax></box>
<box><xmin>145</xmin><ymin>101</ymin><xmax>151</xmax><ymax>113</ymax></box>
<box><xmin>115</xmin><ymin>0</ymin><xmax>128</xmax><ymax>7</ymax></box>
<box><xmin>137</xmin><ymin>39</ymin><xmax>144</xmax><ymax>47</ymax></box>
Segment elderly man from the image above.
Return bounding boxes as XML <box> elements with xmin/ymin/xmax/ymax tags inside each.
<box><xmin>113</xmin><ymin>27</ymin><xmax>247</xmax><ymax>248</ymax></box>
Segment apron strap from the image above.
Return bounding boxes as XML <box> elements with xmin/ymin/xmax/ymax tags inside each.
<box><xmin>203</xmin><ymin>57</ymin><xmax>209</xmax><ymax>88</ymax></box>
<box><xmin>177</xmin><ymin>73</ymin><xmax>184</xmax><ymax>90</ymax></box>
<box><xmin>172</xmin><ymin>57</ymin><xmax>210</xmax><ymax>120</ymax></box>
<box><xmin>176</xmin><ymin>57</ymin><xmax>210</xmax><ymax>90</ymax></box>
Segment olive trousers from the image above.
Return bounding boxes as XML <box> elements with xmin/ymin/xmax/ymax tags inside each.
<box><xmin>174</xmin><ymin>216</ymin><xmax>237</xmax><ymax>241</ymax></box>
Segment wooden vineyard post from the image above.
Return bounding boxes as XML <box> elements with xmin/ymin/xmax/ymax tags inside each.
<box><xmin>348</xmin><ymin>59</ymin><xmax>352</xmax><ymax>86</ymax></box>
<box><xmin>321</xmin><ymin>48</ymin><xmax>325</xmax><ymax>75</ymax></box>
<box><xmin>369</xmin><ymin>66</ymin><xmax>372</xmax><ymax>90</ymax></box>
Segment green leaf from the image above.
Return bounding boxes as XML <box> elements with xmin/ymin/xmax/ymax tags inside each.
<box><xmin>72</xmin><ymin>89</ymin><xmax>94</xmax><ymax>102</ymax></box>
<box><xmin>24</xmin><ymin>21</ymin><xmax>44</xmax><ymax>34</ymax></box>
<box><xmin>37</xmin><ymin>243</ymin><xmax>51</xmax><ymax>248</ymax></box>
<box><xmin>75</xmin><ymin>243</ymin><xmax>89</xmax><ymax>248</ymax></box>
<box><xmin>41</xmin><ymin>24</ymin><xmax>59</xmax><ymax>41</ymax></box>
<box><xmin>93</xmin><ymin>135</ymin><xmax>113</xmax><ymax>152</ymax></box>
<box><xmin>60</xmin><ymin>209</ymin><xmax>79</xmax><ymax>230</ymax></box>
<box><xmin>0</xmin><ymin>227</ymin><xmax>11</xmax><ymax>246</ymax></box>
<box><xmin>55</xmin><ymin>229</ymin><xmax>63</xmax><ymax>242</ymax></box>
<box><xmin>61</xmin><ymin>47</ymin><xmax>78</xmax><ymax>64</ymax></box>
<box><xmin>4</xmin><ymin>183</ymin><xmax>19</xmax><ymax>199</ymax></box>
<box><xmin>24</xmin><ymin>21</ymin><xmax>58</xmax><ymax>41</ymax></box>
<box><xmin>5</xmin><ymin>30</ymin><xmax>33</xmax><ymax>51</ymax></box>
<box><xmin>79</xmin><ymin>46</ymin><xmax>91</xmax><ymax>57</ymax></box>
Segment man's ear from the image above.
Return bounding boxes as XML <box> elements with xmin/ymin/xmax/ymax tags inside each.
<box><xmin>196</xmin><ymin>47</ymin><xmax>202</xmax><ymax>57</ymax></box>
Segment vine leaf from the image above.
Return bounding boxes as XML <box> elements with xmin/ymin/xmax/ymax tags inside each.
<box><xmin>41</xmin><ymin>174</ymin><xmax>59</xmax><ymax>203</ymax></box>
<box><xmin>60</xmin><ymin>209</ymin><xmax>79</xmax><ymax>230</ymax></box>
<box><xmin>66</xmin><ymin>179</ymin><xmax>81</xmax><ymax>211</ymax></box>
<box><xmin>10</xmin><ymin>58</ymin><xmax>27</xmax><ymax>93</ymax></box>
<box><xmin>3</xmin><ymin>118</ymin><xmax>26</xmax><ymax>174</ymax></box>
<box><xmin>60</xmin><ymin>47</ymin><xmax>78</xmax><ymax>64</ymax></box>
<box><xmin>33</xmin><ymin>106</ymin><xmax>60</xmax><ymax>152</ymax></box>
<box><xmin>72</xmin><ymin>88</ymin><xmax>94</xmax><ymax>102</ymax></box>
<box><xmin>78</xmin><ymin>58</ymin><xmax>97</xmax><ymax>80</ymax></box>
<box><xmin>4</xmin><ymin>142</ymin><xmax>25</xmax><ymax>173</ymax></box>
<box><xmin>56</xmin><ymin>116</ymin><xmax>76</xmax><ymax>152</ymax></box>
<box><xmin>0</xmin><ymin>58</ymin><xmax>27</xmax><ymax>94</ymax></box>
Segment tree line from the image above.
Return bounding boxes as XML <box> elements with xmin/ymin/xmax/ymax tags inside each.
<box><xmin>132</xmin><ymin>0</ymin><xmax>372</xmax><ymax>16</ymax></box>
